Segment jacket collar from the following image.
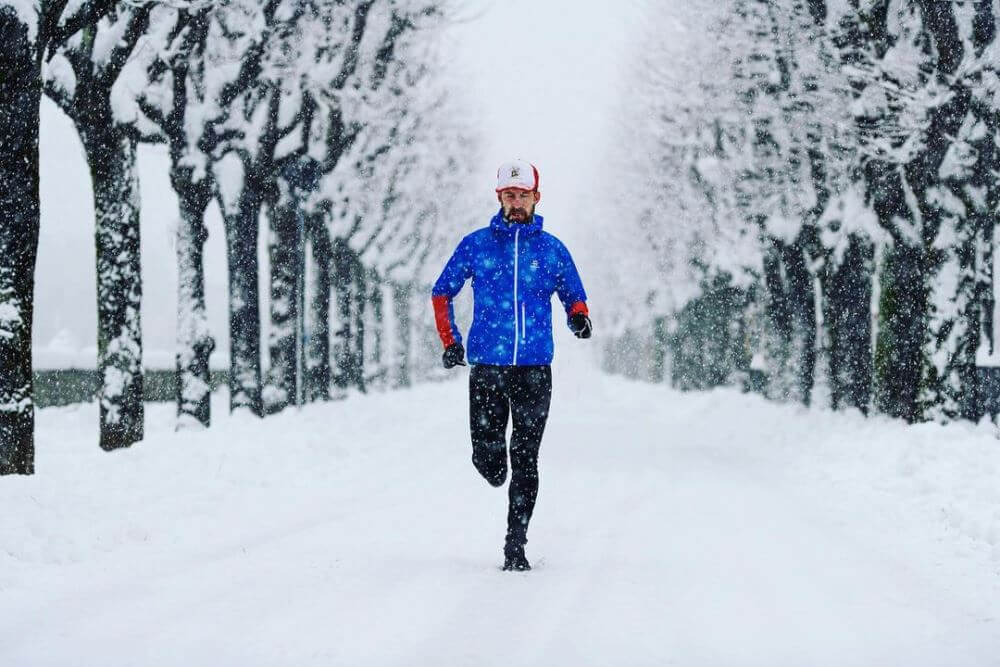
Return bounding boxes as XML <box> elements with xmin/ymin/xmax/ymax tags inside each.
<box><xmin>489</xmin><ymin>209</ymin><xmax>544</xmax><ymax>237</ymax></box>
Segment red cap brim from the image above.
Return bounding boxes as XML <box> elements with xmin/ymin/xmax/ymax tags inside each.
<box><xmin>496</xmin><ymin>186</ymin><xmax>537</xmax><ymax>193</ymax></box>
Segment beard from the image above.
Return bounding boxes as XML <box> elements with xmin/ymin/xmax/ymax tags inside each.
<box><xmin>503</xmin><ymin>204</ymin><xmax>534</xmax><ymax>223</ymax></box>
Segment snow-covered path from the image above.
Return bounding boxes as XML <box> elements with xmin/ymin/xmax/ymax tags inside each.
<box><xmin>4</xmin><ymin>352</ymin><xmax>1000</xmax><ymax>666</ymax></box>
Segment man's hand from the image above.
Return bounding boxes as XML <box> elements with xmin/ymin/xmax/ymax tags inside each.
<box><xmin>442</xmin><ymin>342</ymin><xmax>467</xmax><ymax>368</ymax></box>
<box><xmin>569</xmin><ymin>313</ymin><xmax>592</xmax><ymax>339</ymax></box>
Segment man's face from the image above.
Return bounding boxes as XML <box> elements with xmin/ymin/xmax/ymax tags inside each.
<box><xmin>498</xmin><ymin>188</ymin><xmax>541</xmax><ymax>223</ymax></box>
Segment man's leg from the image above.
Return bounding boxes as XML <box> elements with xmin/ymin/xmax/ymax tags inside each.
<box><xmin>469</xmin><ymin>364</ymin><xmax>510</xmax><ymax>487</ymax></box>
<box><xmin>505</xmin><ymin>365</ymin><xmax>552</xmax><ymax>567</ymax></box>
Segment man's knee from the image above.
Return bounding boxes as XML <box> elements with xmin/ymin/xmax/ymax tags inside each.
<box><xmin>472</xmin><ymin>439</ymin><xmax>507</xmax><ymax>487</ymax></box>
<box><xmin>509</xmin><ymin>443</ymin><xmax>538</xmax><ymax>474</ymax></box>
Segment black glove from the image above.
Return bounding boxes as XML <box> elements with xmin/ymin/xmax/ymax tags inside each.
<box><xmin>569</xmin><ymin>313</ymin><xmax>592</xmax><ymax>339</ymax></box>
<box><xmin>442</xmin><ymin>342</ymin><xmax>466</xmax><ymax>368</ymax></box>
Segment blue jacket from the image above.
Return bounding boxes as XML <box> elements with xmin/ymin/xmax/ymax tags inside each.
<box><xmin>432</xmin><ymin>210</ymin><xmax>588</xmax><ymax>366</ymax></box>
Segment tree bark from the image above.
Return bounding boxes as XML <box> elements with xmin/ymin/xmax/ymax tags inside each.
<box><xmin>367</xmin><ymin>276</ymin><xmax>385</xmax><ymax>390</ymax></box>
<box><xmin>353</xmin><ymin>267</ymin><xmax>367</xmax><ymax>394</ymax></box>
<box><xmin>0</xmin><ymin>8</ymin><xmax>39</xmax><ymax>474</ymax></box>
<box><xmin>332</xmin><ymin>239</ymin><xmax>366</xmax><ymax>392</ymax></box>
<box><xmin>762</xmin><ymin>239</ymin><xmax>816</xmax><ymax>405</ymax></box>
<box><xmin>650</xmin><ymin>316</ymin><xmax>668</xmax><ymax>384</ymax></box>
<box><xmin>174</xmin><ymin>179</ymin><xmax>215</xmax><ymax>428</ymax></box>
<box><xmin>873</xmin><ymin>243</ymin><xmax>924</xmax><ymax>420</ymax></box>
<box><xmin>264</xmin><ymin>196</ymin><xmax>300</xmax><ymax>413</ymax></box>
<box><xmin>218</xmin><ymin>180</ymin><xmax>264</xmax><ymax>417</ymax></box>
<box><xmin>824</xmin><ymin>235</ymin><xmax>874</xmax><ymax>413</ymax></box>
<box><xmin>306</xmin><ymin>223</ymin><xmax>332</xmax><ymax>401</ymax></box>
<box><xmin>391</xmin><ymin>282</ymin><xmax>412</xmax><ymax>389</ymax></box>
<box><xmin>78</xmin><ymin>120</ymin><xmax>144</xmax><ymax>451</ymax></box>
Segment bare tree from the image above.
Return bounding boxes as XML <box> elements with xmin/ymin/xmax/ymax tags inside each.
<box><xmin>44</xmin><ymin>4</ymin><xmax>183</xmax><ymax>450</ymax></box>
<box><xmin>0</xmin><ymin>0</ymin><xmax>119</xmax><ymax>474</ymax></box>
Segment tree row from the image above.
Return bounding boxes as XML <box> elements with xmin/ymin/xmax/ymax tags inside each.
<box><xmin>597</xmin><ymin>0</ymin><xmax>1000</xmax><ymax>424</ymax></box>
<box><xmin>0</xmin><ymin>0</ymin><xmax>476</xmax><ymax>475</ymax></box>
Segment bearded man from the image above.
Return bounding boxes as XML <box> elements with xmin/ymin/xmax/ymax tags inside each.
<box><xmin>431</xmin><ymin>159</ymin><xmax>592</xmax><ymax>571</ymax></box>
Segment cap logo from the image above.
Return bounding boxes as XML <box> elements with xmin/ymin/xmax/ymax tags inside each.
<box><xmin>496</xmin><ymin>160</ymin><xmax>538</xmax><ymax>193</ymax></box>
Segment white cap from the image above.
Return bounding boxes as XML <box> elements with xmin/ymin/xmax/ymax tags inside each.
<box><xmin>496</xmin><ymin>160</ymin><xmax>539</xmax><ymax>192</ymax></box>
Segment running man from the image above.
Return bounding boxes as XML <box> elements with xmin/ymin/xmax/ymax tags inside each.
<box><xmin>431</xmin><ymin>160</ymin><xmax>592</xmax><ymax>571</ymax></box>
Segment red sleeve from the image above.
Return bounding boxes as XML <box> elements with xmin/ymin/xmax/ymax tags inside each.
<box><xmin>432</xmin><ymin>295</ymin><xmax>456</xmax><ymax>348</ymax></box>
<box><xmin>568</xmin><ymin>301</ymin><xmax>589</xmax><ymax>317</ymax></box>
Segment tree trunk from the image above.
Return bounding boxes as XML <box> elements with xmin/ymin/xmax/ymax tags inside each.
<box><xmin>873</xmin><ymin>244</ymin><xmax>924</xmax><ymax>420</ymax></box>
<box><xmin>0</xmin><ymin>9</ymin><xmax>38</xmax><ymax>474</ymax></box>
<box><xmin>920</xmin><ymin>204</ymin><xmax>988</xmax><ymax>422</ymax></box>
<box><xmin>264</xmin><ymin>196</ymin><xmax>300</xmax><ymax>413</ymax></box>
<box><xmin>367</xmin><ymin>276</ymin><xmax>385</xmax><ymax>390</ymax></box>
<box><xmin>79</xmin><ymin>121</ymin><xmax>144</xmax><ymax>451</ymax></box>
<box><xmin>174</xmin><ymin>180</ymin><xmax>215</xmax><ymax>428</ymax></box>
<box><xmin>332</xmin><ymin>239</ymin><xmax>366</xmax><ymax>392</ymax></box>
<box><xmin>864</xmin><ymin>1</ymin><xmax>968</xmax><ymax>422</ymax></box>
<box><xmin>352</xmin><ymin>262</ymin><xmax>368</xmax><ymax>394</ymax></box>
<box><xmin>391</xmin><ymin>282</ymin><xmax>412</xmax><ymax>389</ymax></box>
<box><xmin>762</xmin><ymin>239</ymin><xmax>816</xmax><ymax>405</ymax></box>
<box><xmin>650</xmin><ymin>316</ymin><xmax>668</xmax><ymax>384</ymax></box>
<box><xmin>218</xmin><ymin>177</ymin><xmax>264</xmax><ymax>417</ymax></box>
<box><xmin>824</xmin><ymin>234</ymin><xmax>874</xmax><ymax>413</ymax></box>
<box><xmin>917</xmin><ymin>3</ymin><xmax>996</xmax><ymax>422</ymax></box>
<box><xmin>306</xmin><ymin>223</ymin><xmax>332</xmax><ymax>401</ymax></box>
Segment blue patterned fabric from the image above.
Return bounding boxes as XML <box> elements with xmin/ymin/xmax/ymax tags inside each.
<box><xmin>432</xmin><ymin>210</ymin><xmax>588</xmax><ymax>366</ymax></box>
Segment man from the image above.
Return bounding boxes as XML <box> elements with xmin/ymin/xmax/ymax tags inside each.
<box><xmin>431</xmin><ymin>160</ymin><xmax>592</xmax><ymax>571</ymax></box>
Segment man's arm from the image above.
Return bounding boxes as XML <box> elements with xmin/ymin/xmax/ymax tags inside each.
<box><xmin>431</xmin><ymin>237</ymin><xmax>473</xmax><ymax>349</ymax></box>
<box><xmin>554</xmin><ymin>241</ymin><xmax>589</xmax><ymax>325</ymax></box>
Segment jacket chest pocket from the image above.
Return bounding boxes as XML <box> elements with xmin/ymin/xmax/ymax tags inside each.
<box><xmin>522</xmin><ymin>255</ymin><xmax>555</xmax><ymax>292</ymax></box>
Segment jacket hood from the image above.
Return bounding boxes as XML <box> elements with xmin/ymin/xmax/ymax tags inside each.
<box><xmin>490</xmin><ymin>209</ymin><xmax>544</xmax><ymax>237</ymax></box>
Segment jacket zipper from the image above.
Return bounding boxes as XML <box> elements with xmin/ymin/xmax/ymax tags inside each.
<box><xmin>512</xmin><ymin>227</ymin><xmax>520</xmax><ymax>365</ymax></box>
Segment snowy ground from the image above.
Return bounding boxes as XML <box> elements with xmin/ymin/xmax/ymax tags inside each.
<box><xmin>4</xmin><ymin>348</ymin><xmax>1000</xmax><ymax>666</ymax></box>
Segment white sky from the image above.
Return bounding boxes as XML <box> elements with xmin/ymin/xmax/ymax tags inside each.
<box><xmin>440</xmin><ymin>0</ymin><xmax>648</xmax><ymax>252</ymax></box>
<box><xmin>33</xmin><ymin>0</ymin><xmax>649</xmax><ymax>368</ymax></box>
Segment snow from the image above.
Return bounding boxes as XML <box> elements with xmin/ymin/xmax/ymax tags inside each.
<box><xmin>212</xmin><ymin>152</ymin><xmax>244</xmax><ymax>214</ymax></box>
<box><xmin>100</xmin><ymin>365</ymin><xmax>126</xmax><ymax>402</ymax></box>
<box><xmin>3</xmin><ymin>347</ymin><xmax>1000</xmax><ymax>664</ymax></box>
<box><xmin>179</xmin><ymin>374</ymin><xmax>210</xmax><ymax>403</ymax></box>
<box><xmin>2</xmin><ymin>0</ymin><xmax>38</xmax><ymax>41</ymax></box>
<box><xmin>260</xmin><ymin>383</ymin><xmax>287</xmax><ymax>408</ymax></box>
<box><xmin>765</xmin><ymin>213</ymin><xmax>802</xmax><ymax>245</ymax></box>
<box><xmin>42</xmin><ymin>54</ymin><xmax>76</xmax><ymax>101</ymax></box>
<box><xmin>90</xmin><ymin>8</ymin><xmax>130</xmax><ymax>69</ymax></box>
<box><xmin>13</xmin><ymin>0</ymin><xmax>1000</xmax><ymax>656</ymax></box>
<box><xmin>273</xmin><ymin>128</ymin><xmax>301</xmax><ymax>163</ymax></box>
<box><xmin>0</xmin><ymin>301</ymin><xmax>22</xmax><ymax>340</ymax></box>
<box><xmin>109</xmin><ymin>71</ymin><xmax>143</xmax><ymax>126</ymax></box>
<box><xmin>818</xmin><ymin>184</ymin><xmax>885</xmax><ymax>269</ymax></box>
<box><xmin>0</xmin><ymin>396</ymin><xmax>31</xmax><ymax>413</ymax></box>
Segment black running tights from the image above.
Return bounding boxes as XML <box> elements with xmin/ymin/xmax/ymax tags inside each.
<box><xmin>469</xmin><ymin>364</ymin><xmax>552</xmax><ymax>546</ymax></box>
